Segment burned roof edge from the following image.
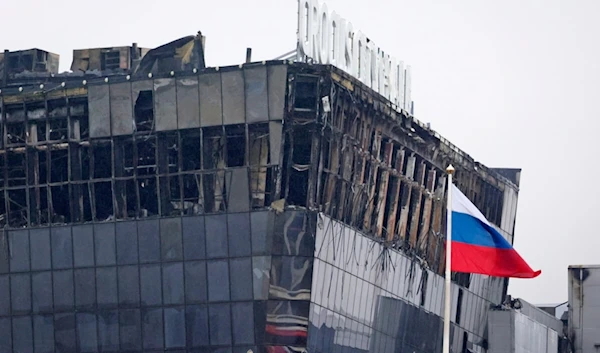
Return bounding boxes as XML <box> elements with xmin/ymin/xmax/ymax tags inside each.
<box><xmin>0</xmin><ymin>57</ymin><xmax>520</xmax><ymax>192</ymax></box>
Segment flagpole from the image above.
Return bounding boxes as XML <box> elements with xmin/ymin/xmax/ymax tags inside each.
<box><xmin>443</xmin><ymin>164</ymin><xmax>455</xmax><ymax>353</ymax></box>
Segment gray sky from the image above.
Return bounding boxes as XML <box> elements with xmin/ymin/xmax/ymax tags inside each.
<box><xmin>2</xmin><ymin>0</ymin><xmax>598</xmax><ymax>304</ymax></box>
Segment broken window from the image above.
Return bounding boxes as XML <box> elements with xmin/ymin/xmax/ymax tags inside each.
<box><xmin>92</xmin><ymin>140</ymin><xmax>112</xmax><ymax>179</ymax></box>
<box><xmin>101</xmin><ymin>50</ymin><xmax>121</xmax><ymax>71</ymax></box>
<box><xmin>7</xmin><ymin>151</ymin><xmax>27</xmax><ymax>187</ymax></box>
<box><xmin>0</xmin><ymin>189</ymin><xmax>5</xmax><ymax>227</ymax></box>
<box><xmin>138</xmin><ymin>177</ymin><xmax>158</xmax><ymax>217</ymax></box>
<box><xmin>420</xmin><ymin>270</ymin><xmax>428</xmax><ymax>306</ymax></box>
<box><xmin>8</xmin><ymin>188</ymin><xmax>27</xmax><ymax>227</ymax></box>
<box><xmin>203</xmin><ymin>127</ymin><xmax>225</xmax><ymax>213</ymax></box>
<box><xmin>47</xmin><ymin>98</ymin><xmax>68</xmax><ymax>141</ymax></box>
<box><xmin>286</xmin><ymin>124</ymin><xmax>312</xmax><ymax>207</ymax></box>
<box><xmin>455</xmin><ymin>288</ymin><xmax>463</xmax><ymax>325</ymax></box>
<box><xmin>49</xmin><ymin>148</ymin><xmax>68</xmax><ymax>183</ymax></box>
<box><xmin>225</xmin><ymin>124</ymin><xmax>246</xmax><ymax>167</ymax></box>
<box><xmin>134</xmin><ymin>89</ymin><xmax>154</xmax><ymax>132</ymax></box>
<box><xmin>69</xmin><ymin>97</ymin><xmax>89</xmax><ymax>140</ymax></box>
<box><xmin>93</xmin><ymin>181</ymin><xmax>113</xmax><ymax>221</ymax></box>
<box><xmin>51</xmin><ymin>184</ymin><xmax>70</xmax><ymax>224</ymax></box>
<box><xmin>181</xmin><ymin>173</ymin><xmax>203</xmax><ymax>215</ymax></box>
<box><xmin>26</xmin><ymin>101</ymin><xmax>46</xmax><ymax>144</ymax></box>
<box><xmin>181</xmin><ymin>130</ymin><xmax>201</xmax><ymax>171</ymax></box>
<box><xmin>136</xmin><ymin>137</ymin><xmax>156</xmax><ymax>176</ymax></box>
<box><xmin>27</xmin><ymin>148</ymin><xmax>46</xmax><ymax>185</ymax></box>
<box><xmin>180</xmin><ymin>130</ymin><xmax>203</xmax><ymax>215</ymax></box>
<box><xmin>114</xmin><ymin>138</ymin><xmax>135</xmax><ymax>219</ymax></box>
<box><xmin>249</xmin><ymin>123</ymin><xmax>270</xmax><ymax>208</ymax></box>
<box><xmin>294</xmin><ymin>76</ymin><xmax>318</xmax><ymax>111</ymax></box>
<box><xmin>5</xmin><ymin>104</ymin><xmax>26</xmax><ymax>146</ymax></box>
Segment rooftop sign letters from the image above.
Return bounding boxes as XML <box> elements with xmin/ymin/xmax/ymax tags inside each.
<box><xmin>297</xmin><ymin>0</ymin><xmax>412</xmax><ymax>112</ymax></box>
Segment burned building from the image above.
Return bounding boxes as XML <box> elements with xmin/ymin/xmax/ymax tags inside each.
<box><xmin>0</xmin><ymin>31</ymin><xmax>530</xmax><ymax>353</ymax></box>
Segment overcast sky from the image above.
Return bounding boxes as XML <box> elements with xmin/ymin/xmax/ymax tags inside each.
<box><xmin>1</xmin><ymin>0</ymin><xmax>598</xmax><ymax>304</ymax></box>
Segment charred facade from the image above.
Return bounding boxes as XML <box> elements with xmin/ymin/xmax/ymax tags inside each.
<box><xmin>0</xmin><ymin>34</ymin><xmax>524</xmax><ymax>353</ymax></box>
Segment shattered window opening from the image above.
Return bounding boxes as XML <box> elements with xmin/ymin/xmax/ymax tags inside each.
<box><xmin>225</xmin><ymin>124</ymin><xmax>246</xmax><ymax>167</ymax></box>
<box><xmin>134</xmin><ymin>90</ymin><xmax>154</xmax><ymax>132</ymax></box>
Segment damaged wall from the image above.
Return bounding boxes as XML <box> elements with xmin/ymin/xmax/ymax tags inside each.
<box><xmin>310</xmin><ymin>214</ymin><xmax>507</xmax><ymax>353</ymax></box>
<box><xmin>280</xmin><ymin>63</ymin><xmax>521</xmax><ymax>288</ymax></box>
<box><xmin>0</xmin><ymin>62</ymin><xmax>287</xmax><ymax>228</ymax></box>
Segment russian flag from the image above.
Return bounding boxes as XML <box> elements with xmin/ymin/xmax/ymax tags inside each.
<box><xmin>450</xmin><ymin>184</ymin><xmax>541</xmax><ymax>279</ymax></box>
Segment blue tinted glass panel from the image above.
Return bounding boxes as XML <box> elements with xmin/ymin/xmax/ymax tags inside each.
<box><xmin>119</xmin><ymin>309</ymin><xmax>142</xmax><ymax>351</ymax></box>
<box><xmin>164</xmin><ymin>307</ymin><xmax>186</xmax><ymax>348</ymax></box>
<box><xmin>142</xmin><ymin>308</ymin><xmax>164</xmax><ymax>350</ymax></box>
<box><xmin>138</xmin><ymin>219</ymin><xmax>160</xmax><ymax>263</ymax></box>
<box><xmin>228</xmin><ymin>213</ymin><xmax>251</xmax><ymax>257</ymax></box>
<box><xmin>163</xmin><ymin>262</ymin><xmax>184</xmax><ymax>305</ymax></box>
<box><xmin>160</xmin><ymin>218</ymin><xmax>183</xmax><ymax>261</ymax></box>
<box><xmin>251</xmin><ymin>211</ymin><xmax>270</xmax><ymax>255</ymax></box>
<box><xmin>74</xmin><ymin>268</ymin><xmax>96</xmax><ymax>310</ymax></box>
<box><xmin>77</xmin><ymin>313</ymin><xmax>98</xmax><ymax>353</ymax></box>
<box><xmin>0</xmin><ymin>317</ymin><xmax>10</xmax><ymax>351</ymax></box>
<box><xmin>9</xmin><ymin>230</ymin><xmax>30</xmax><ymax>272</ymax></box>
<box><xmin>208</xmin><ymin>303</ymin><xmax>232</xmax><ymax>346</ymax></box>
<box><xmin>184</xmin><ymin>261</ymin><xmax>207</xmax><ymax>303</ymax></box>
<box><xmin>140</xmin><ymin>264</ymin><xmax>162</xmax><ymax>306</ymax></box>
<box><xmin>207</xmin><ymin>260</ymin><xmax>230</xmax><ymax>302</ymax></box>
<box><xmin>72</xmin><ymin>225</ymin><xmax>94</xmax><ymax>268</ymax></box>
<box><xmin>186</xmin><ymin>305</ymin><xmax>209</xmax><ymax>348</ymax></box>
<box><xmin>94</xmin><ymin>223</ymin><xmax>116</xmax><ymax>266</ymax></box>
<box><xmin>12</xmin><ymin>315</ymin><xmax>33</xmax><ymax>353</ymax></box>
<box><xmin>9</xmin><ymin>230</ymin><xmax>30</xmax><ymax>273</ymax></box>
<box><xmin>11</xmin><ymin>273</ymin><xmax>31</xmax><ymax>314</ymax></box>
<box><xmin>96</xmin><ymin>267</ymin><xmax>118</xmax><ymax>308</ymax></box>
<box><xmin>53</xmin><ymin>270</ymin><xmax>74</xmax><ymax>311</ymax></box>
<box><xmin>0</xmin><ymin>232</ymin><xmax>8</xmax><ymax>274</ymax></box>
<box><xmin>230</xmin><ymin>257</ymin><xmax>252</xmax><ymax>301</ymax></box>
<box><xmin>205</xmin><ymin>215</ymin><xmax>228</xmax><ymax>258</ymax></box>
<box><xmin>183</xmin><ymin>216</ymin><xmax>206</xmax><ymax>260</ymax></box>
<box><xmin>118</xmin><ymin>265</ymin><xmax>140</xmax><ymax>307</ymax></box>
<box><xmin>98</xmin><ymin>310</ymin><xmax>119</xmax><ymax>352</ymax></box>
<box><xmin>33</xmin><ymin>315</ymin><xmax>54</xmax><ymax>353</ymax></box>
<box><xmin>51</xmin><ymin>227</ymin><xmax>73</xmax><ymax>269</ymax></box>
<box><xmin>232</xmin><ymin>302</ymin><xmax>255</xmax><ymax>345</ymax></box>
<box><xmin>0</xmin><ymin>275</ymin><xmax>9</xmax><ymax>316</ymax></box>
<box><xmin>55</xmin><ymin>313</ymin><xmax>76</xmax><ymax>353</ymax></box>
<box><xmin>30</xmin><ymin>228</ymin><xmax>51</xmax><ymax>271</ymax></box>
<box><xmin>32</xmin><ymin>272</ymin><xmax>53</xmax><ymax>313</ymax></box>
<box><xmin>116</xmin><ymin>221</ymin><xmax>138</xmax><ymax>265</ymax></box>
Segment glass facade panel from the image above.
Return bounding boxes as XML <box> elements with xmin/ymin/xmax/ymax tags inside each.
<box><xmin>141</xmin><ymin>264</ymin><xmax>162</xmax><ymax>306</ymax></box>
<box><xmin>205</xmin><ymin>215</ymin><xmax>228</xmax><ymax>258</ymax></box>
<box><xmin>118</xmin><ymin>265</ymin><xmax>140</xmax><ymax>307</ymax></box>
<box><xmin>185</xmin><ymin>261</ymin><xmax>207</xmax><ymax>303</ymax></box>
<box><xmin>142</xmin><ymin>308</ymin><xmax>164</xmax><ymax>350</ymax></box>
<box><xmin>31</xmin><ymin>272</ymin><xmax>53</xmax><ymax>314</ymax></box>
<box><xmin>33</xmin><ymin>315</ymin><xmax>54</xmax><ymax>353</ymax></box>
<box><xmin>0</xmin><ymin>205</ymin><xmax>507</xmax><ymax>352</ymax></box>
<box><xmin>120</xmin><ymin>309</ymin><xmax>142</xmax><ymax>351</ymax></box>
<box><xmin>51</xmin><ymin>227</ymin><xmax>73</xmax><ymax>270</ymax></box>
<box><xmin>94</xmin><ymin>223</ymin><xmax>116</xmax><ymax>266</ymax></box>
<box><xmin>138</xmin><ymin>219</ymin><xmax>160</xmax><ymax>263</ymax></box>
<box><xmin>116</xmin><ymin>221</ymin><xmax>138</xmax><ymax>265</ymax></box>
<box><xmin>209</xmin><ymin>303</ymin><xmax>232</xmax><ymax>346</ymax></box>
<box><xmin>163</xmin><ymin>262</ymin><xmax>185</xmax><ymax>305</ymax></box>
<box><xmin>72</xmin><ymin>225</ymin><xmax>94</xmax><ymax>268</ymax></box>
<box><xmin>9</xmin><ymin>230</ymin><xmax>30</xmax><ymax>272</ymax></box>
<box><xmin>207</xmin><ymin>260</ymin><xmax>230</xmax><ymax>302</ymax></box>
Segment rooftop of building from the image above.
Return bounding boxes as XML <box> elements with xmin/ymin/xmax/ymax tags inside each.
<box><xmin>0</xmin><ymin>32</ymin><xmax>521</xmax><ymax>193</ymax></box>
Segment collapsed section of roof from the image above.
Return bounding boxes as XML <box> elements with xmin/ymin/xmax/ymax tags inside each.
<box><xmin>134</xmin><ymin>32</ymin><xmax>206</xmax><ymax>78</ymax></box>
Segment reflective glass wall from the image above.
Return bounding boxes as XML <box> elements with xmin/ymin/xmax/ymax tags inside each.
<box><xmin>0</xmin><ymin>210</ymin><xmax>315</xmax><ymax>353</ymax></box>
<box><xmin>308</xmin><ymin>215</ymin><xmax>506</xmax><ymax>353</ymax></box>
